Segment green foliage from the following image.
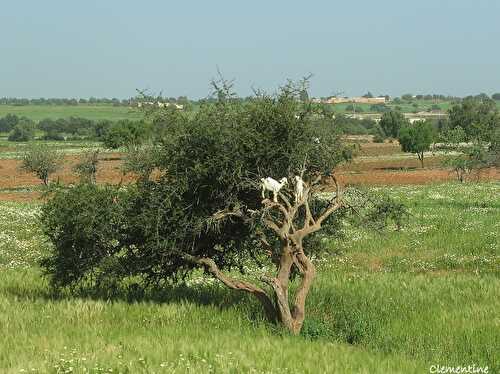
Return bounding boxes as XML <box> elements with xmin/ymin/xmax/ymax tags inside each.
<box><xmin>73</xmin><ymin>149</ymin><xmax>100</xmax><ymax>184</ymax></box>
<box><xmin>41</xmin><ymin>129</ymin><xmax>65</xmax><ymax>141</ymax></box>
<box><xmin>41</xmin><ymin>81</ymin><xmax>352</xmax><ymax>290</ymax></box>
<box><xmin>331</xmin><ymin>114</ymin><xmax>377</xmax><ymax>135</ymax></box>
<box><xmin>439</xmin><ymin>99</ymin><xmax>499</xmax><ymax>180</ymax></box>
<box><xmin>41</xmin><ymin>184</ymin><xmax>128</xmax><ymax>287</ymax></box>
<box><xmin>0</xmin><ymin>113</ymin><xmax>21</xmax><ymax>132</ymax></box>
<box><xmin>372</xmin><ymin>134</ymin><xmax>385</xmax><ymax>143</ymax></box>
<box><xmin>448</xmin><ymin>96</ymin><xmax>499</xmax><ymax>141</ymax></box>
<box><xmin>122</xmin><ymin>144</ymin><xmax>160</xmax><ymax>181</ymax></box>
<box><xmin>397</xmin><ymin>120</ymin><xmax>435</xmax><ymax>167</ymax></box>
<box><xmin>365</xmin><ymin>194</ymin><xmax>409</xmax><ymax>230</ymax></box>
<box><xmin>379</xmin><ymin>111</ymin><xmax>409</xmax><ymax>138</ymax></box>
<box><xmin>101</xmin><ymin>120</ymin><xmax>150</xmax><ymax>149</ymax></box>
<box><xmin>369</xmin><ymin>104</ymin><xmax>390</xmax><ymax>113</ymax></box>
<box><xmin>19</xmin><ymin>144</ymin><xmax>64</xmax><ymax>185</ymax></box>
<box><xmin>345</xmin><ymin>103</ymin><xmax>364</xmax><ymax>113</ymax></box>
<box><xmin>8</xmin><ymin>120</ymin><xmax>36</xmax><ymax>141</ymax></box>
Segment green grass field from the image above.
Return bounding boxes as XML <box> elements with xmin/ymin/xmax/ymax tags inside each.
<box><xmin>330</xmin><ymin>99</ymin><xmax>500</xmax><ymax>114</ymax></box>
<box><xmin>0</xmin><ymin>182</ymin><xmax>498</xmax><ymax>373</ymax></box>
<box><xmin>1</xmin><ymin>100</ymin><xmax>498</xmax><ymax>122</ymax></box>
<box><xmin>0</xmin><ymin>105</ymin><xmax>141</xmax><ymax>122</ymax></box>
<box><xmin>331</xmin><ymin>101</ymin><xmax>448</xmax><ymax>113</ymax></box>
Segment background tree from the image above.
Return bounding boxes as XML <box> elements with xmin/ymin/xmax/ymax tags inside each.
<box><xmin>20</xmin><ymin>144</ymin><xmax>64</xmax><ymax>185</ymax></box>
<box><xmin>439</xmin><ymin>97</ymin><xmax>499</xmax><ymax>181</ymax></box>
<box><xmin>379</xmin><ymin>110</ymin><xmax>409</xmax><ymax>138</ymax></box>
<box><xmin>73</xmin><ymin>149</ymin><xmax>100</xmax><ymax>184</ymax></box>
<box><xmin>101</xmin><ymin>120</ymin><xmax>150</xmax><ymax>149</ymax></box>
<box><xmin>397</xmin><ymin>120</ymin><xmax>435</xmax><ymax>167</ymax></box>
<box><xmin>0</xmin><ymin>114</ymin><xmax>20</xmax><ymax>133</ymax></box>
<box><xmin>8</xmin><ymin>120</ymin><xmax>36</xmax><ymax>141</ymax></box>
<box><xmin>492</xmin><ymin>93</ymin><xmax>500</xmax><ymax>101</ymax></box>
<box><xmin>447</xmin><ymin>96</ymin><xmax>498</xmax><ymax>141</ymax></box>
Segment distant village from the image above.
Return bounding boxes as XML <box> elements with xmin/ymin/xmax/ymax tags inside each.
<box><xmin>312</xmin><ymin>96</ymin><xmax>388</xmax><ymax>105</ymax></box>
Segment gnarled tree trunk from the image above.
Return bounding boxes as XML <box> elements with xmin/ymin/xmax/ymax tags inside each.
<box><xmin>184</xmin><ymin>175</ymin><xmax>344</xmax><ymax>334</ymax></box>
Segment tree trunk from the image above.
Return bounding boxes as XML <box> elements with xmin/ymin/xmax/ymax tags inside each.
<box><xmin>418</xmin><ymin>152</ymin><xmax>424</xmax><ymax>168</ymax></box>
<box><xmin>195</xmin><ymin>174</ymin><xmax>344</xmax><ymax>335</ymax></box>
<box><xmin>262</xmin><ymin>243</ymin><xmax>316</xmax><ymax>335</ymax></box>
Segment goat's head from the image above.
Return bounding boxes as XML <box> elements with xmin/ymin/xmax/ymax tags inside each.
<box><xmin>279</xmin><ymin>177</ymin><xmax>288</xmax><ymax>185</ymax></box>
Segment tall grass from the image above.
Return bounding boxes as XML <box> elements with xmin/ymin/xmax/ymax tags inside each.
<box><xmin>0</xmin><ymin>182</ymin><xmax>498</xmax><ymax>373</ymax></box>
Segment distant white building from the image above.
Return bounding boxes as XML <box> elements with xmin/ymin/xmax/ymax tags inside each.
<box><xmin>325</xmin><ymin>96</ymin><xmax>387</xmax><ymax>105</ymax></box>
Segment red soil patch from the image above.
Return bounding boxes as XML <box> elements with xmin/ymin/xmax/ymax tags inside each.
<box><xmin>0</xmin><ymin>147</ymin><xmax>499</xmax><ymax>202</ymax></box>
<box><xmin>0</xmin><ymin>153</ymin><xmax>133</xmax><ymax>191</ymax></box>
<box><xmin>338</xmin><ymin>167</ymin><xmax>499</xmax><ymax>186</ymax></box>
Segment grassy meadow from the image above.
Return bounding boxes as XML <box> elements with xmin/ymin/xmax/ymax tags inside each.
<box><xmin>0</xmin><ymin>105</ymin><xmax>141</xmax><ymax>122</ymax></box>
<box><xmin>1</xmin><ymin>100</ymin><xmax>499</xmax><ymax>124</ymax></box>
<box><xmin>0</xmin><ymin>182</ymin><xmax>498</xmax><ymax>373</ymax></box>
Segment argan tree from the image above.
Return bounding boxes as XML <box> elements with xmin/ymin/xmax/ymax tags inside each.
<box><xmin>379</xmin><ymin>110</ymin><xmax>409</xmax><ymax>139</ymax></box>
<box><xmin>439</xmin><ymin>98</ymin><xmax>499</xmax><ymax>181</ymax></box>
<box><xmin>20</xmin><ymin>144</ymin><xmax>64</xmax><ymax>186</ymax></box>
<box><xmin>397</xmin><ymin>120</ymin><xmax>435</xmax><ymax>167</ymax></box>
<box><xmin>73</xmin><ymin>149</ymin><xmax>100</xmax><ymax>184</ymax></box>
<box><xmin>41</xmin><ymin>79</ymin><xmax>358</xmax><ymax>334</ymax></box>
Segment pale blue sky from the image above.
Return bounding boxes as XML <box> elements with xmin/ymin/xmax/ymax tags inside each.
<box><xmin>1</xmin><ymin>0</ymin><xmax>499</xmax><ymax>99</ymax></box>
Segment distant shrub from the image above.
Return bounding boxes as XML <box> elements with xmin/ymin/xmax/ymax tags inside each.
<box><xmin>398</xmin><ymin>120</ymin><xmax>435</xmax><ymax>167</ymax></box>
<box><xmin>379</xmin><ymin>111</ymin><xmax>409</xmax><ymax>138</ymax></box>
<box><xmin>366</xmin><ymin>194</ymin><xmax>409</xmax><ymax>231</ymax></box>
<box><xmin>0</xmin><ymin>114</ymin><xmax>21</xmax><ymax>132</ymax></box>
<box><xmin>8</xmin><ymin>120</ymin><xmax>36</xmax><ymax>142</ymax></box>
<box><xmin>102</xmin><ymin>120</ymin><xmax>150</xmax><ymax>149</ymax></box>
<box><xmin>73</xmin><ymin>149</ymin><xmax>100</xmax><ymax>184</ymax></box>
<box><xmin>42</xmin><ymin>130</ymin><xmax>65</xmax><ymax>141</ymax></box>
<box><xmin>19</xmin><ymin>144</ymin><xmax>64</xmax><ymax>185</ymax></box>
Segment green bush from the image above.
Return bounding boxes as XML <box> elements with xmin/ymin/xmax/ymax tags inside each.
<box><xmin>19</xmin><ymin>144</ymin><xmax>64</xmax><ymax>185</ymax></box>
<box><xmin>397</xmin><ymin>120</ymin><xmax>435</xmax><ymax>167</ymax></box>
<box><xmin>8</xmin><ymin>120</ymin><xmax>36</xmax><ymax>141</ymax></box>
<box><xmin>379</xmin><ymin>111</ymin><xmax>408</xmax><ymax>138</ymax></box>
<box><xmin>101</xmin><ymin>120</ymin><xmax>150</xmax><ymax>149</ymax></box>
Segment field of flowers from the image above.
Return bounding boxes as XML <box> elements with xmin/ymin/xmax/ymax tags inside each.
<box><xmin>0</xmin><ymin>182</ymin><xmax>498</xmax><ymax>373</ymax></box>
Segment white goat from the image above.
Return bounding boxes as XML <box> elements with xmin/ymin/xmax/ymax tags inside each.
<box><xmin>294</xmin><ymin>176</ymin><xmax>304</xmax><ymax>203</ymax></box>
<box><xmin>261</xmin><ymin>177</ymin><xmax>288</xmax><ymax>202</ymax></box>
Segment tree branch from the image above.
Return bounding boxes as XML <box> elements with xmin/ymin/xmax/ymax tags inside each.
<box><xmin>179</xmin><ymin>252</ymin><xmax>276</xmax><ymax>321</ymax></box>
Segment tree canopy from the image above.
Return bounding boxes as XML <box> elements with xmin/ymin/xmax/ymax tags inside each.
<box><xmin>398</xmin><ymin>120</ymin><xmax>435</xmax><ymax>167</ymax></box>
<box><xmin>379</xmin><ymin>111</ymin><xmax>409</xmax><ymax>138</ymax></box>
<box><xmin>447</xmin><ymin>96</ymin><xmax>498</xmax><ymax>141</ymax></box>
<box><xmin>41</xmin><ymin>80</ymin><xmax>360</xmax><ymax>334</ymax></box>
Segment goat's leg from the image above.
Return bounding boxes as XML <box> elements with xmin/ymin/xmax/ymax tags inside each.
<box><xmin>273</xmin><ymin>191</ymin><xmax>278</xmax><ymax>203</ymax></box>
<box><xmin>262</xmin><ymin>186</ymin><xmax>266</xmax><ymax>199</ymax></box>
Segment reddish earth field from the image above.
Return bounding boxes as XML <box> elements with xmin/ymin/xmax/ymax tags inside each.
<box><xmin>0</xmin><ymin>143</ymin><xmax>498</xmax><ymax>202</ymax></box>
<box><xmin>0</xmin><ymin>153</ymin><xmax>134</xmax><ymax>202</ymax></box>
